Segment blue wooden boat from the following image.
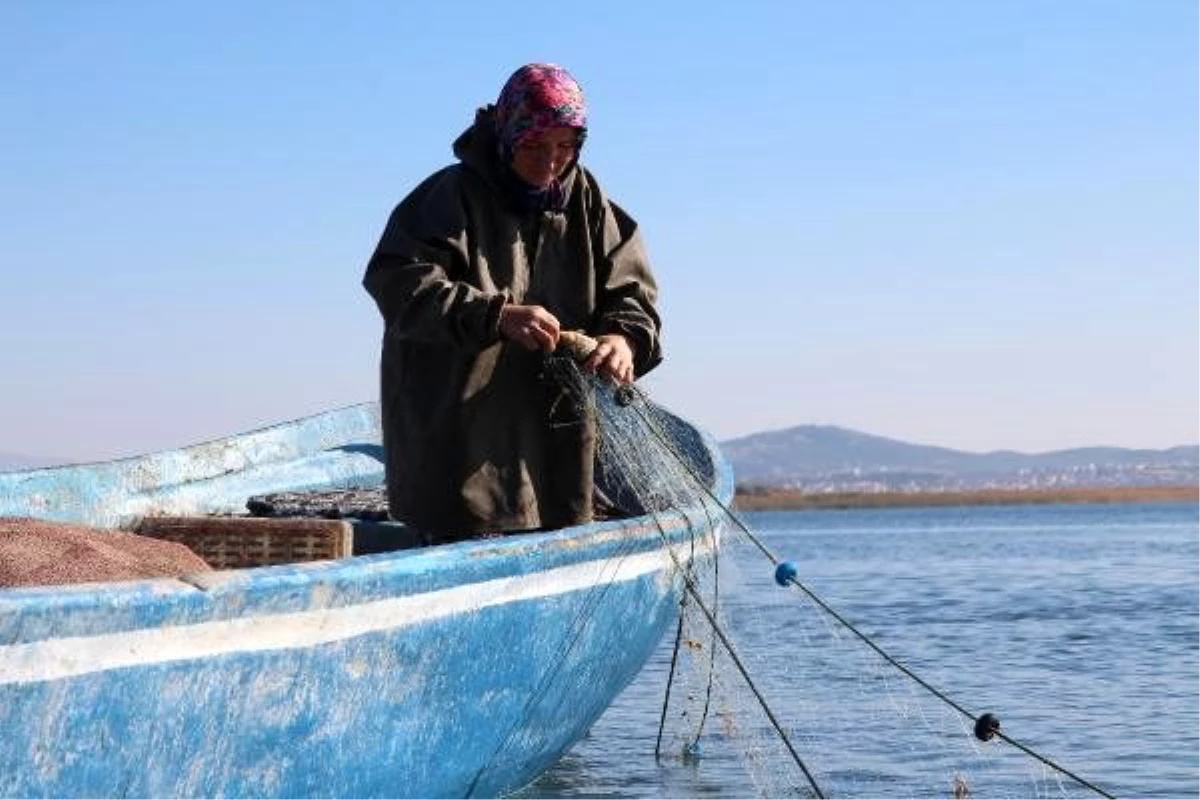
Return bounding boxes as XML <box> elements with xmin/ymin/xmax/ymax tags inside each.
<box><xmin>0</xmin><ymin>393</ymin><xmax>731</xmax><ymax>798</ymax></box>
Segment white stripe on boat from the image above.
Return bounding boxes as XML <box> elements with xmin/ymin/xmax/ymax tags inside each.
<box><xmin>0</xmin><ymin>542</ymin><xmax>706</xmax><ymax>686</ymax></box>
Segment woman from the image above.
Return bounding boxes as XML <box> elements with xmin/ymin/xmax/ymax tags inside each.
<box><xmin>363</xmin><ymin>63</ymin><xmax>663</xmax><ymax>540</ymax></box>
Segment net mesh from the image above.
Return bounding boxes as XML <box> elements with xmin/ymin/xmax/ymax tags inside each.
<box><xmin>546</xmin><ymin>354</ymin><xmax>1102</xmax><ymax>799</ymax></box>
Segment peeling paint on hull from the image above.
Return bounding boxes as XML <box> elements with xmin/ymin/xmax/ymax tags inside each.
<box><xmin>0</xmin><ymin>401</ymin><xmax>732</xmax><ymax>798</ymax></box>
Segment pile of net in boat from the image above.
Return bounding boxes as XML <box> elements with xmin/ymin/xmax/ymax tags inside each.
<box><xmin>244</xmin><ymin>487</ymin><xmax>391</xmax><ymax>520</ymax></box>
<box><xmin>544</xmin><ymin>351</ymin><xmax>1112</xmax><ymax>800</ymax></box>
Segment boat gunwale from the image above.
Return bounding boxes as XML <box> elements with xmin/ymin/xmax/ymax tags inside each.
<box><xmin>0</xmin><ymin>403</ymin><xmax>733</xmax><ymax>645</ymax></box>
<box><xmin>0</xmin><ymin>502</ymin><xmax>725</xmax><ymax>642</ymax></box>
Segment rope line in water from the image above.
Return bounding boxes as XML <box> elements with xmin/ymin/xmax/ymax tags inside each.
<box><xmin>655</xmin><ymin>612</ymin><xmax>688</xmax><ymax>759</ymax></box>
<box><xmin>682</xmin><ymin>499</ymin><xmax>723</xmax><ymax>753</ymax></box>
<box><xmin>779</xmin><ymin>573</ymin><xmax>1115</xmax><ymax>800</ymax></box>
<box><xmin>545</xmin><ymin>360</ymin><xmax>728</xmax><ymax>772</ymax></box>
<box><xmin>573</xmin><ymin>365</ymin><xmax>822</xmax><ymax>794</ymax></box>
<box><xmin>621</xmin><ymin>384</ymin><xmax>1117</xmax><ymax>800</ymax></box>
<box><xmin>647</xmin><ymin>513</ymin><xmax>827</xmax><ymax>799</ymax></box>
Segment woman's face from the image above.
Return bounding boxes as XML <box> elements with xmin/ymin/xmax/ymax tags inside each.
<box><xmin>510</xmin><ymin>127</ymin><xmax>581</xmax><ymax>188</ymax></box>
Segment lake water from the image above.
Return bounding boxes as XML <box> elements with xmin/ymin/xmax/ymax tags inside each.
<box><xmin>516</xmin><ymin>501</ymin><xmax>1199</xmax><ymax>799</ymax></box>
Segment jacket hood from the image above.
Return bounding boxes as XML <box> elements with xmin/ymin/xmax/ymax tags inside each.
<box><xmin>452</xmin><ymin>105</ymin><xmax>579</xmax><ymax>206</ymax></box>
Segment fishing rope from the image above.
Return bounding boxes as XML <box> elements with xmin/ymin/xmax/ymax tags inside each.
<box><xmin>655</xmin><ymin>611</ymin><xmax>689</xmax><ymax>759</ymax></box>
<box><xmin>779</xmin><ymin>575</ymin><xmax>1115</xmax><ymax>799</ymax></box>
<box><xmin>550</xmin><ymin>355</ymin><xmax>800</xmax><ymax>790</ymax></box>
<box><xmin>647</xmin><ymin>509</ymin><xmax>827</xmax><ymax>799</ymax></box>
<box><xmin>687</xmin><ymin>518</ymin><xmax>721</xmax><ymax>753</ymax></box>
<box><xmin>620</xmin><ymin>383</ymin><xmax>1118</xmax><ymax>800</ymax></box>
<box><xmin>652</xmin><ymin>480</ymin><xmax>723</xmax><ymax>757</ymax></box>
<box><xmin>577</xmin><ymin>374</ymin><xmax>825</xmax><ymax>796</ymax></box>
<box><xmin>589</xmin><ymin>371</ymin><xmax>725</xmax><ymax>761</ymax></box>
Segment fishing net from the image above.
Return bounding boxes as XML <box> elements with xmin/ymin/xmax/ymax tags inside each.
<box><xmin>544</xmin><ymin>348</ymin><xmax>1113</xmax><ymax>800</ymax></box>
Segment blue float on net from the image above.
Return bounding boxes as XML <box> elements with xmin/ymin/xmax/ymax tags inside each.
<box><xmin>774</xmin><ymin>561</ymin><xmax>798</xmax><ymax>586</ymax></box>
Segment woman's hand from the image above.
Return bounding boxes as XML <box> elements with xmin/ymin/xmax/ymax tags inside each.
<box><xmin>583</xmin><ymin>333</ymin><xmax>635</xmax><ymax>384</ymax></box>
<box><xmin>499</xmin><ymin>304</ymin><xmax>561</xmax><ymax>352</ymax></box>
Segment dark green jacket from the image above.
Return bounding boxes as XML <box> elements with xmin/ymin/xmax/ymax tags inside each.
<box><xmin>363</xmin><ymin>106</ymin><xmax>662</xmax><ymax>536</ymax></box>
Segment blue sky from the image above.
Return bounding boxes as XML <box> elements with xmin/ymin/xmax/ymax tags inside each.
<box><xmin>1</xmin><ymin>1</ymin><xmax>1196</xmax><ymax>461</ymax></box>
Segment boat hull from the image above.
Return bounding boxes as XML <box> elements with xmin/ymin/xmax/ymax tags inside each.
<box><xmin>0</xmin><ymin>401</ymin><xmax>731</xmax><ymax>798</ymax></box>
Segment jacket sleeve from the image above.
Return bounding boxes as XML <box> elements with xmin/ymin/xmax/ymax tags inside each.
<box><xmin>362</xmin><ymin>169</ymin><xmax>507</xmax><ymax>349</ymax></box>
<box><xmin>593</xmin><ymin>199</ymin><xmax>664</xmax><ymax>377</ymax></box>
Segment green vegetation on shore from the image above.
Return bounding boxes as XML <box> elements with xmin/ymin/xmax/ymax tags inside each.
<box><xmin>733</xmin><ymin>485</ymin><xmax>1199</xmax><ymax>511</ymax></box>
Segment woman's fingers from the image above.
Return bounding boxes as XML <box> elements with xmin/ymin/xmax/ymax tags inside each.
<box><xmin>500</xmin><ymin>310</ymin><xmax>634</xmax><ymax>379</ymax></box>
<box><xmin>525</xmin><ymin>307</ymin><xmax>560</xmax><ymax>351</ymax></box>
<box><xmin>584</xmin><ymin>335</ymin><xmax>634</xmax><ymax>383</ymax></box>
<box><xmin>500</xmin><ymin>304</ymin><xmax>560</xmax><ymax>352</ymax></box>
<box><xmin>534</xmin><ymin>321</ymin><xmax>560</xmax><ymax>352</ymax></box>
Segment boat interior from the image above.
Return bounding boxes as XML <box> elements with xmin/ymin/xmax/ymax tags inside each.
<box><xmin>128</xmin><ymin>478</ymin><xmax>643</xmax><ymax>573</ymax></box>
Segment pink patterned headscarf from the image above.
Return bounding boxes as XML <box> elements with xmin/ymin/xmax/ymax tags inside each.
<box><xmin>494</xmin><ymin>63</ymin><xmax>588</xmax><ymax>156</ymax></box>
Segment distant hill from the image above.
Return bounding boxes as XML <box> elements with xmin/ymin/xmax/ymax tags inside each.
<box><xmin>721</xmin><ymin>425</ymin><xmax>1200</xmax><ymax>491</ymax></box>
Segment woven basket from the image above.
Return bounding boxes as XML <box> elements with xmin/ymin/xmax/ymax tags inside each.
<box><xmin>135</xmin><ymin>516</ymin><xmax>353</xmax><ymax>570</ymax></box>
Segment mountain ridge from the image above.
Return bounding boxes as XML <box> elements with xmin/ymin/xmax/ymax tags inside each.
<box><xmin>719</xmin><ymin>424</ymin><xmax>1199</xmax><ymax>490</ymax></box>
